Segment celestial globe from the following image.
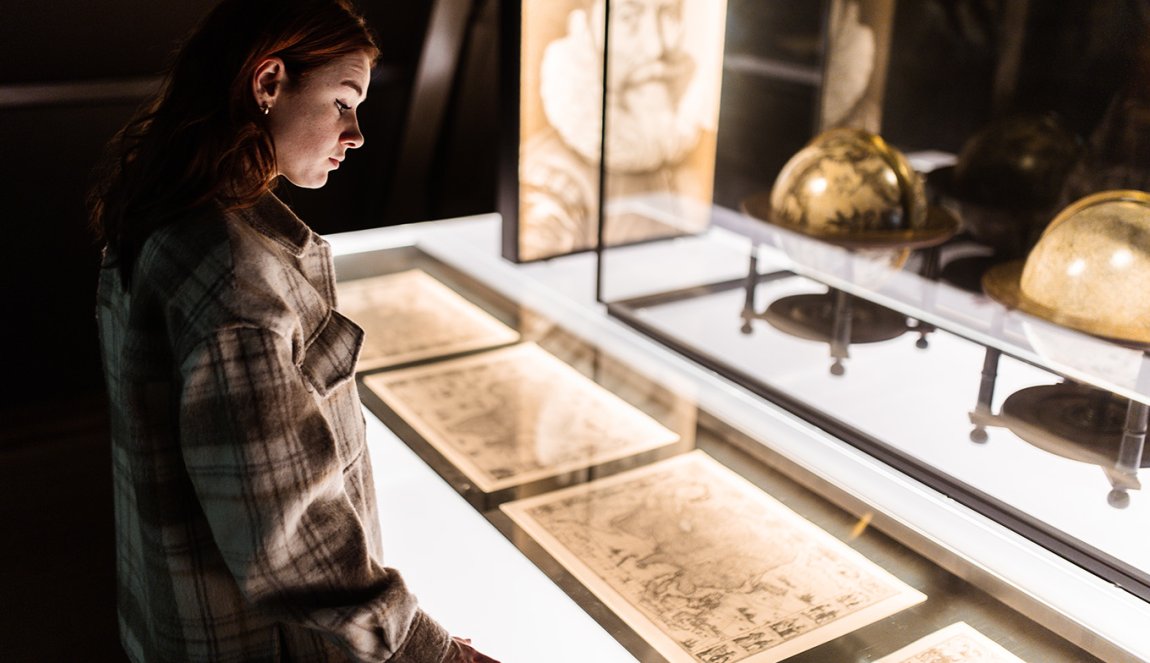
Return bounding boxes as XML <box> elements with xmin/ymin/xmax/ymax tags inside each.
<box><xmin>759</xmin><ymin>128</ymin><xmax>953</xmax><ymax>248</ymax></box>
<box><xmin>983</xmin><ymin>190</ymin><xmax>1150</xmax><ymax>344</ymax></box>
<box><xmin>951</xmin><ymin>113</ymin><xmax>1082</xmax><ymax>255</ymax></box>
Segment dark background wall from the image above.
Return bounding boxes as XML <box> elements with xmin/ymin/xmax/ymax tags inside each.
<box><xmin>0</xmin><ymin>0</ymin><xmax>499</xmax><ymax>412</ymax></box>
<box><xmin>0</xmin><ymin>2</ymin><xmax>498</xmax><ymax>660</ymax></box>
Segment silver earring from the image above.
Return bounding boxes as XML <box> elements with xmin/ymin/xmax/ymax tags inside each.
<box><xmin>260</xmin><ymin>102</ymin><xmax>270</xmax><ymax>116</ymax></box>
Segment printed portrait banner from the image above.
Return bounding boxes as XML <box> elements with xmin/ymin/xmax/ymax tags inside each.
<box><xmin>505</xmin><ymin>0</ymin><xmax>728</xmax><ymax>262</ymax></box>
<box><xmin>502</xmin><ymin>451</ymin><xmax>926</xmax><ymax>663</ymax></box>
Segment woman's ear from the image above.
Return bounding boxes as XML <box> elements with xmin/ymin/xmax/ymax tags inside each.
<box><xmin>252</xmin><ymin>57</ymin><xmax>287</xmax><ymax>111</ymax></box>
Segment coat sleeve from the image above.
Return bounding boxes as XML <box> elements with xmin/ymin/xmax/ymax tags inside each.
<box><xmin>178</xmin><ymin>323</ymin><xmax>452</xmax><ymax>662</ymax></box>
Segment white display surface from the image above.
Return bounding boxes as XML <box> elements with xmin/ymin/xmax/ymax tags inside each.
<box><xmin>329</xmin><ymin>214</ymin><xmax>1150</xmax><ymax>663</ymax></box>
<box><xmin>363</xmin><ymin>410</ymin><xmax>637</xmax><ymax>663</ymax></box>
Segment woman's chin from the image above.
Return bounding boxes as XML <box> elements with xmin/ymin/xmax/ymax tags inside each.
<box><xmin>281</xmin><ymin>172</ymin><xmax>329</xmax><ymax>190</ymax></box>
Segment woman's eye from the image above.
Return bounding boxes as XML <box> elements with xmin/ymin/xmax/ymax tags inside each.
<box><xmin>335</xmin><ymin>100</ymin><xmax>351</xmax><ymax>115</ymax></box>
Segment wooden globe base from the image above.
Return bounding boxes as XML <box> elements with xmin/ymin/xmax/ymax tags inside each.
<box><xmin>1000</xmin><ymin>383</ymin><xmax>1150</xmax><ymax>468</ymax></box>
<box><xmin>763</xmin><ymin>293</ymin><xmax>908</xmax><ymax>344</ymax></box>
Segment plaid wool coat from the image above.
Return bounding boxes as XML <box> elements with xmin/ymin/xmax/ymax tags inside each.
<box><xmin>96</xmin><ymin>193</ymin><xmax>451</xmax><ymax>662</ymax></box>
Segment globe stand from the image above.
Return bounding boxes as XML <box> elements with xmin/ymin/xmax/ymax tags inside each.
<box><xmin>912</xmin><ymin>244</ymin><xmax>943</xmax><ymax>348</ymax></box>
<box><xmin>762</xmin><ymin>291</ymin><xmax>910</xmax><ymax>376</ymax></box>
<box><xmin>967</xmin><ymin>347</ymin><xmax>1002</xmax><ymax>444</ymax></box>
<box><xmin>739</xmin><ymin>249</ymin><xmax>911</xmax><ymax>375</ymax></box>
<box><xmin>967</xmin><ymin>358</ymin><xmax>1147</xmax><ymax>508</ymax></box>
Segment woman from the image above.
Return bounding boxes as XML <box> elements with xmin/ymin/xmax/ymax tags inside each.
<box><xmin>90</xmin><ymin>1</ymin><xmax>497</xmax><ymax>661</ymax></box>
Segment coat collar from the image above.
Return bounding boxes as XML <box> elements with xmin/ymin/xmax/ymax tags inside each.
<box><xmin>233</xmin><ymin>192</ymin><xmax>314</xmax><ymax>257</ymax></box>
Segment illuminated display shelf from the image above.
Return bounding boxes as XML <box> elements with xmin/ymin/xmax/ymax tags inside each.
<box><xmin>328</xmin><ymin>215</ymin><xmax>1150</xmax><ymax>662</ymax></box>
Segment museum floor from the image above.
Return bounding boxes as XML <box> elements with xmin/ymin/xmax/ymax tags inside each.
<box><xmin>1</xmin><ymin>393</ymin><xmax>127</xmax><ymax>662</ymax></box>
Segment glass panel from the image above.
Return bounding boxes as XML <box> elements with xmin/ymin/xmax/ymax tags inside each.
<box><xmin>597</xmin><ymin>0</ymin><xmax>1150</xmax><ymax>609</ymax></box>
<box><xmin>337</xmin><ymin>245</ymin><xmax>1100</xmax><ymax>662</ymax></box>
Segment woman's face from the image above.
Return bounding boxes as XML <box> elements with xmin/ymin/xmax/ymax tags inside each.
<box><xmin>267</xmin><ymin>52</ymin><xmax>372</xmax><ymax>189</ymax></box>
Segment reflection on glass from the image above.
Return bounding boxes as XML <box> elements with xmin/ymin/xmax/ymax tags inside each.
<box><xmin>741</xmin><ymin>279</ymin><xmax>914</xmax><ymax>377</ymax></box>
<box><xmin>996</xmin><ymin>382</ymin><xmax>1146</xmax><ymax>509</ymax></box>
<box><xmin>598</xmin><ymin>3</ymin><xmax>1150</xmax><ymax>648</ymax></box>
<box><xmin>1021</xmin><ymin>317</ymin><xmax>1145</xmax><ymax>390</ymax></box>
<box><xmin>821</xmin><ymin>0</ymin><xmax>896</xmax><ymax>132</ymax></box>
<box><xmin>516</xmin><ymin>0</ymin><xmax>728</xmax><ymax>261</ymax></box>
<box><xmin>937</xmin><ymin>112</ymin><xmax>1083</xmax><ymax>260</ymax></box>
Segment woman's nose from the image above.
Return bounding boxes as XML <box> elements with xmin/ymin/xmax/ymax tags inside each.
<box><xmin>343</xmin><ymin>121</ymin><xmax>365</xmax><ymax>149</ymax></box>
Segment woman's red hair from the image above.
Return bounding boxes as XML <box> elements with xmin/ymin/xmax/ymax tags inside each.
<box><xmin>90</xmin><ymin>0</ymin><xmax>378</xmax><ymax>285</ymax></box>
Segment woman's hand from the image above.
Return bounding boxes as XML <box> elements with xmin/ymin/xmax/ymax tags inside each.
<box><xmin>446</xmin><ymin>636</ymin><xmax>500</xmax><ymax>663</ymax></box>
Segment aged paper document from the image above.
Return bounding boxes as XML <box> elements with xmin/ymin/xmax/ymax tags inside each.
<box><xmin>502</xmin><ymin>451</ymin><xmax>925</xmax><ymax>662</ymax></box>
<box><xmin>336</xmin><ymin>269</ymin><xmax>520</xmax><ymax>370</ymax></box>
<box><xmin>874</xmin><ymin>622</ymin><xmax>1027</xmax><ymax>663</ymax></box>
<box><xmin>362</xmin><ymin>342</ymin><xmax>680</xmax><ymax>492</ymax></box>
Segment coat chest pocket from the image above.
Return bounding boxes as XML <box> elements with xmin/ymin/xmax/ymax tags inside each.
<box><xmin>299</xmin><ymin>309</ymin><xmax>364</xmax><ymax>397</ymax></box>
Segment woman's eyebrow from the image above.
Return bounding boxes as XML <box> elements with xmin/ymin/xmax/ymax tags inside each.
<box><xmin>341</xmin><ymin>80</ymin><xmax>364</xmax><ymax>97</ymax></box>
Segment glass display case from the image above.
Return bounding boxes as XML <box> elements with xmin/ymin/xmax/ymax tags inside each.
<box><xmin>332</xmin><ymin>234</ymin><xmax>1117</xmax><ymax>661</ymax></box>
<box><xmin>329</xmin><ymin>1</ymin><xmax>1150</xmax><ymax>660</ymax></box>
<box><xmin>495</xmin><ymin>0</ymin><xmax>1150</xmax><ymax>660</ymax></box>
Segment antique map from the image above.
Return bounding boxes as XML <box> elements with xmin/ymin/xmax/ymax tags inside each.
<box><xmin>874</xmin><ymin>622</ymin><xmax>1027</xmax><ymax>662</ymax></box>
<box><xmin>362</xmin><ymin>343</ymin><xmax>680</xmax><ymax>492</ymax></box>
<box><xmin>336</xmin><ymin>269</ymin><xmax>520</xmax><ymax>371</ymax></box>
<box><xmin>501</xmin><ymin>451</ymin><xmax>925</xmax><ymax>663</ymax></box>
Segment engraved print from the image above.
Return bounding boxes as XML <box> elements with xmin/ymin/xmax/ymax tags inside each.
<box><xmin>336</xmin><ymin>270</ymin><xmax>520</xmax><ymax>370</ymax></box>
<box><xmin>363</xmin><ymin>343</ymin><xmax>679</xmax><ymax>492</ymax></box>
<box><xmin>874</xmin><ymin>622</ymin><xmax>1028</xmax><ymax>663</ymax></box>
<box><xmin>503</xmin><ymin>452</ymin><xmax>925</xmax><ymax>662</ymax></box>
